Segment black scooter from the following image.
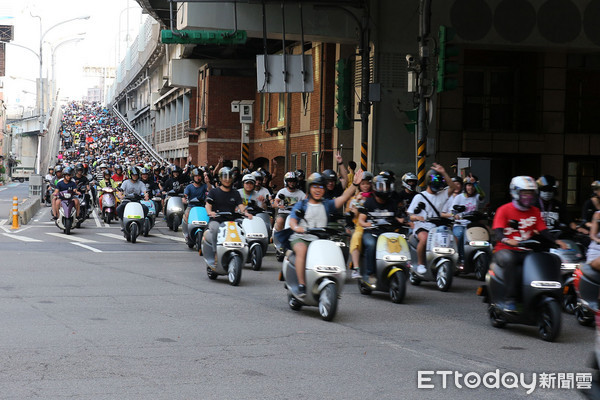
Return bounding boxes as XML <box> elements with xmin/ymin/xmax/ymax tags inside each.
<box><xmin>478</xmin><ymin>224</ymin><xmax>563</xmax><ymax>341</ymax></box>
<box><xmin>572</xmin><ymin>264</ymin><xmax>600</xmax><ymax>327</ymax></box>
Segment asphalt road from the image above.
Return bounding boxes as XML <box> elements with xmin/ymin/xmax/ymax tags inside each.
<box><xmin>0</xmin><ymin>182</ymin><xmax>31</xmax><ymax>223</ymax></box>
<box><xmin>0</xmin><ymin>201</ymin><xmax>596</xmax><ymax>399</ymax></box>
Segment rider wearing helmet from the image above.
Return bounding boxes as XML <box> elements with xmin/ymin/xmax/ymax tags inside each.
<box><xmin>116</xmin><ymin>166</ymin><xmax>149</xmax><ymax>230</ymax></box>
<box><xmin>286</xmin><ymin>170</ymin><xmax>364</xmax><ymax>297</ymax></box>
<box><xmin>357</xmin><ymin>173</ymin><xmax>405</xmax><ymax>285</ymax></box>
<box><xmin>407</xmin><ymin>163</ymin><xmax>458</xmax><ymax>276</ymax></box>
<box><xmin>398</xmin><ymin>172</ymin><xmax>418</xmax><ymax>207</ymax></box>
<box><xmin>536</xmin><ymin>175</ymin><xmax>567</xmax><ymax>230</ymax></box>
<box><xmin>52</xmin><ymin>166</ymin><xmax>81</xmax><ymax>220</ymax></box>
<box><xmin>348</xmin><ymin>171</ymin><xmax>374</xmax><ymax>279</ymax></box>
<box><xmin>273</xmin><ymin>172</ymin><xmax>306</xmax><ymax>233</ymax></box>
<box><xmin>182</xmin><ymin>167</ymin><xmax>210</xmax><ymax>224</ymax></box>
<box><xmin>238</xmin><ymin>173</ymin><xmax>268</xmax><ymax>210</ymax></box>
<box><xmin>112</xmin><ymin>164</ymin><xmax>125</xmax><ymax>183</ymax></box>
<box><xmin>204</xmin><ymin>167</ymin><xmax>252</xmax><ymax>267</ymax></box>
<box><xmin>492</xmin><ymin>176</ymin><xmax>567</xmax><ymax>312</ymax></box>
<box><xmin>253</xmin><ymin>170</ymin><xmax>271</xmax><ymax>200</ymax></box>
<box><xmin>322</xmin><ymin>169</ymin><xmax>344</xmax><ymax>200</ymax></box>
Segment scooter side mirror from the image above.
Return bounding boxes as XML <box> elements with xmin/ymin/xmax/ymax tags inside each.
<box><xmin>357</xmin><ymin>207</ymin><xmax>368</xmax><ymax>215</ymax></box>
<box><xmin>278</xmin><ymin>194</ymin><xmax>286</xmax><ymax>200</ymax></box>
<box><xmin>453</xmin><ymin>205</ymin><xmax>466</xmax><ymax>213</ymax></box>
<box><xmin>295</xmin><ymin>209</ymin><xmax>305</xmax><ymax>220</ymax></box>
<box><xmin>206</xmin><ymin>198</ymin><xmax>214</xmax><ymax>205</ymax></box>
<box><xmin>414</xmin><ymin>202</ymin><xmax>426</xmax><ymax>214</ymax></box>
<box><xmin>508</xmin><ymin>219</ymin><xmax>519</xmax><ymax>230</ymax></box>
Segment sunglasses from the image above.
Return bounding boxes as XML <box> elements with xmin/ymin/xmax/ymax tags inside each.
<box><xmin>311</xmin><ymin>185</ymin><xmax>324</xmax><ymax>190</ymax></box>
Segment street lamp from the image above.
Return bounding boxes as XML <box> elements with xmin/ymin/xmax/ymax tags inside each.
<box><xmin>46</xmin><ymin>36</ymin><xmax>85</xmax><ymax>98</ymax></box>
<box><xmin>28</xmin><ymin>13</ymin><xmax>90</xmax><ymax>174</ymax></box>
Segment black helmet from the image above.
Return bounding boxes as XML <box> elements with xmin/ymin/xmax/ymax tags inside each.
<box><xmin>55</xmin><ymin>165</ymin><xmax>63</xmax><ymax>173</ymax></box>
<box><xmin>140</xmin><ymin>168</ymin><xmax>149</xmax><ymax>175</ymax></box>
<box><xmin>103</xmin><ymin>170</ymin><xmax>111</xmax><ymax>178</ymax></box>
<box><xmin>373</xmin><ymin>175</ymin><xmax>391</xmax><ymax>199</ymax></box>
<box><xmin>129</xmin><ymin>166</ymin><xmax>140</xmax><ymax>177</ymax></box>
<box><xmin>306</xmin><ymin>172</ymin><xmax>325</xmax><ymax>187</ymax></box>
<box><xmin>536</xmin><ymin>175</ymin><xmax>558</xmax><ymax>192</ymax></box>
<box><xmin>219</xmin><ymin>167</ymin><xmax>233</xmax><ymax>180</ymax></box>
<box><xmin>426</xmin><ymin>170</ymin><xmax>446</xmax><ymax>193</ymax></box>
<box><xmin>172</xmin><ymin>166</ymin><xmax>182</xmax><ymax>174</ymax></box>
<box><xmin>114</xmin><ymin>164</ymin><xmax>122</xmax><ymax>171</ymax></box>
<box><xmin>295</xmin><ymin>169</ymin><xmax>305</xmax><ymax>180</ymax></box>
<box><xmin>361</xmin><ymin>171</ymin><xmax>374</xmax><ymax>182</ymax></box>
<box><xmin>75</xmin><ymin>163</ymin><xmax>84</xmax><ymax>172</ymax></box>
<box><xmin>191</xmin><ymin>168</ymin><xmax>201</xmax><ymax>178</ymax></box>
<box><xmin>321</xmin><ymin>169</ymin><xmax>337</xmax><ymax>182</ymax></box>
<box><xmin>379</xmin><ymin>170</ymin><xmax>396</xmax><ymax>183</ymax></box>
<box><xmin>63</xmin><ymin>167</ymin><xmax>74</xmax><ymax>176</ymax></box>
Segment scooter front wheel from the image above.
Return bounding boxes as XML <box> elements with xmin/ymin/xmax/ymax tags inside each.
<box><xmin>409</xmin><ymin>271</ymin><xmax>421</xmax><ymax>286</ymax></box>
<box><xmin>207</xmin><ymin>266</ymin><xmax>218</xmax><ymax>280</ymax></box>
<box><xmin>251</xmin><ymin>245</ymin><xmax>263</xmax><ymax>271</ymax></box>
<box><xmin>319</xmin><ymin>284</ymin><xmax>338</xmax><ymax>321</ymax></box>
<box><xmin>130</xmin><ymin>223</ymin><xmax>139</xmax><ymax>244</ymax></box>
<box><xmin>489</xmin><ymin>306</ymin><xmax>507</xmax><ymax>328</ymax></box>
<box><xmin>227</xmin><ymin>255</ymin><xmax>242</xmax><ymax>286</ymax></box>
<box><xmin>538</xmin><ymin>299</ymin><xmax>561</xmax><ymax>342</ymax></box>
<box><xmin>389</xmin><ymin>271</ymin><xmax>407</xmax><ymax>304</ymax></box>
<box><xmin>172</xmin><ymin>215</ymin><xmax>180</xmax><ymax>233</ymax></box>
<box><xmin>358</xmin><ymin>280</ymin><xmax>372</xmax><ymax>295</ymax></box>
<box><xmin>474</xmin><ymin>254</ymin><xmax>489</xmax><ymax>281</ymax></box>
<box><xmin>64</xmin><ymin>218</ymin><xmax>72</xmax><ymax>235</ymax></box>
<box><xmin>436</xmin><ymin>261</ymin><xmax>453</xmax><ymax>292</ymax></box>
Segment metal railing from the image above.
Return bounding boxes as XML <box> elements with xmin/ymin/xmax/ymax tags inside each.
<box><xmin>111</xmin><ymin>106</ymin><xmax>165</xmax><ymax>163</ymax></box>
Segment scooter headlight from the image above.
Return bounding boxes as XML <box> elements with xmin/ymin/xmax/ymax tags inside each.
<box><xmin>469</xmin><ymin>241</ymin><xmax>489</xmax><ymax>247</ymax></box>
<box><xmin>530</xmin><ymin>281</ymin><xmax>561</xmax><ymax>289</ymax></box>
<box><xmin>246</xmin><ymin>233</ymin><xmax>265</xmax><ymax>239</ymax></box>
<box><xmin>433</xmin><ymin>247</ymin><xmax>455</xmax><ymax>255</ymax></box>
<box><xmin>171</xmin><ymin>207</ymin><xmax>183</xmax><ymax>212</ymax></box>
<box><xmin>63</xmin><ymin>193</ymin><xmax>71</xmax><ymax>199</ymax></box>
<box><xmin>223</xmin><ymin>242</ymin><xmax>244</xmax><ymax>248</ymax></box>
<box><xmin>192</xmin><ymin>221</ymin><xmax>208</xmax><ymax>226</ymax></box>
<box><xmin>383</xmin><ymin>255</ymin><xmax>408</xmax><ymax>262</ymax></box>
<box><xmin>561</xmin><ymin>263</ymin><xmax>579</xmax><ymax>271</ymax></box>
<box><xmin>314</xmin><ymin>265</ymin><xmax>342</xmax><ymax>273</ymax></box>
<box><xmin>335</xmin><ymin>241</ymin><xmax>346</xmax><ymax>247</ymax></box>
<box><xmin>126</xmin><ymin>215</ymin><xmax>143</xmax><ymax>219</ymax></box>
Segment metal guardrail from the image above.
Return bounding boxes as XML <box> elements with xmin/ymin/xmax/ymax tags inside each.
<box><xmin>111</xmin><ymin>106</ymin><xmax>165</xmax><ymax>164</ymax></box>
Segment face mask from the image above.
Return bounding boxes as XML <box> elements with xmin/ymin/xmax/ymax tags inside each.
<box><xmin>519</xmin><ymin>193</ymin><xmax>536</xmax><ymax>208</ymax></box>
<box><xmin>540</xmin><ymin>191</ymin><xmax>553</xmax><ymax>201</ymax></box>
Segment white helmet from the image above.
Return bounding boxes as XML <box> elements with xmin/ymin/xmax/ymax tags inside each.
<box><xmin>509</xmin><ymin>176</ymin><xmax>537</xmax><ymax>201</ymax></box>
<box><xmin>242</xmin><ymin>173</ymin><xmax>256</xmax><ymax>184</ymax></box>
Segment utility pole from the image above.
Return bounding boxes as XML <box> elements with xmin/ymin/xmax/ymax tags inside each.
<box><xmin>416</xmin><ymin>0</ymin><xmax>432</xmax><ymax>188</ymax></box>
<box><xmin>359</xmin><ymin>3</ymin><xmax>370</xmax><ymax>171</ymax></box>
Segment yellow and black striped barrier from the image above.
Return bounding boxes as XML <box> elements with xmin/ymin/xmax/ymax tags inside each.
<box><xmin>241</xmin><ymin>143</ymin><xmax>250</xmax><ymax>169</ymax></box>
<box><xmin>417</xmin><ymin>138</ymin><xmax>426</xmax><ymax>187</ymax></box>
<box><xmin>361</xmin><ymin>142</ymin><xmax>368</xmax><ymax>171</ymax></box>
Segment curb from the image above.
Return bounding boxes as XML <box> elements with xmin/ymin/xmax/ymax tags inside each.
<box><xmin>6</xmin><ymin>197</ymin><xmax>41</xmax><ymax>226</ymax></box>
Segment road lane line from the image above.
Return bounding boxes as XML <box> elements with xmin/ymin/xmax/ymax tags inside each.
<box><xmin>46</xmin><ymin>232</ymin><xmax>97</xmax><ymax>243</ymax></box>
<box><xmin>151</xmin><ymin>233</ymin><xmax>186</xmax><ymax>243</ymax></box>
<box><xmin>97</xmin><ymin>232</ymin><xmax>149</xmax><ymax>243</ymax></box>
<box><xmin>71</xmin><ymin>242</ymin><xmax>102</xmax><ymax>253</ymax></box>
<box><xmin>1</xmin><ymin>233</ymin><xmax>42</xmax><ymax>242</ymax></box>
<box><xmin>92</xmin><ymin>209</ymin><xmax>102</xmax><ymax>228</ymax></box>
<box><xmin>0</xmin><ymin>219</ymin><xmax>6</xmax><ymax>226</ymax></box>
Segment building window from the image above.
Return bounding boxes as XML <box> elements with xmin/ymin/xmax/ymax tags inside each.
<box><xmin>311</xmin><ymin>152</ymin><xmax>319</xmax><ymax>173</ymax></box>
<box><xmin>278</xmin><ymin>93</ymin><xmax>285</xmax><ymax>122</ymax></box>
<box><xmin>565</xmin><ymin>70</ymin><xmax>600</xmax><ymax>133</ymax></box>
<box><xmin>301</xmin><ymin>152</ymin><xmax>307</xmax><ymax>172</ymax></box>
<box><xmin>462</xmin><ymin>50</ymin><xmax>536</xmax><ymax>132</ymax></box>
<box><xmin>565</xmin><ymin>159</ymin><xmax>597</xmax><ymax>208</ymax></box>
<box><xmin>290</xmin><ymin>153</ymin><xmax>297</xmax><ymax>170</ymax></box>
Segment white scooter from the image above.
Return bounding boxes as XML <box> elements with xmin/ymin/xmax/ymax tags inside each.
<box><xmin>241</xmin><ymin>201</ymin><xmax>269</xmax><ymax>271</ymax></box>
<box><xmin>122</xmin><ymin>194</ymin><xmax>146</xmax><ymax>244</ymax></box>
<box><xmin>281</xmin><ymin>226</ymin><xmax>347</xmax><ymax>321</ymax></box>
<box><xmin>408</xmin><ymin>205</ymin><xmax>458</xmax><ymax>291</ymax></box>
<box><xmin>202</xmin><ymin>212</ymin><xmax>248</xmax><ymax>286</ymax></box>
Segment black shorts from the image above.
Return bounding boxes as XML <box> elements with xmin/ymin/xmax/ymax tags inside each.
<box><xmin>415</xmin><ymin>228</ymin><xmax>428</xmax><ymax>236</ymax></box>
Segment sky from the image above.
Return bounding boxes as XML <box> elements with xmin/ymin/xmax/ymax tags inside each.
<box><xmin>0</xmin><ymin>0</ymin><xmax>144</xmax><ymax>110</ymax></box>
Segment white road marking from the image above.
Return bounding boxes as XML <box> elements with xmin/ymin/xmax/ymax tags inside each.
<box><xmin>0</xmin><ymin>219</ymin><xmax>6</xmax><ymax>226</ymax></box>
<box><xmin>71</xmin><ymin>242</ymin><xmax>103</xmax><ymax>253</ymax></box>
<box><xmin>151</xmin><ymin>233</ymin><xmax>186</xmax><ymax>243</ymax></box>
<box><xmin>91</xmin><ymin>209</ymin><xmax>102</xmax><ymax>228</ymax></box>
<box><xmin>1</xmin><ymin>233</ymin><xmax>42</xmax><ymax>242</ymax></box>
<box><xmin>97</xmin><ymin>232</ymin><xmax>149</xmax><ymax>243</ymax></box>
<box><xmin>46</xmin><ymin>232</ymin><xmax>97</xmax><ymax>243</ymax></box>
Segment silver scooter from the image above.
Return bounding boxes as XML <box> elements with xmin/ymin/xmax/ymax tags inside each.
<box><xmin>408</xmin><ymin>204</ymin><xmax>458</xmax><ymax>291</ymax></box>
<box><xmin>281</xmin><ymin>226</ymin><xmax>347</xmax><ymax>321</ymax></box>
<box><xmin>165</xmin><ymin>189</ymin><xmax>185</xmax><ymax>232</ymax></box>
<box><xmin>122</xmin><ymin>194</ymin><xmax>146</xmax><ymax>244</ymax></box>
<box><xmin>452</xmin><ymin>206</ymin><xmax>493</xmax><ymax>281</ymax></box>
<box><xmin>241</xmin><ymin>201</ymin><xmax>269</xmax><ymax>271</ymax></box>
<box><xmin>202</xmin><ymin>211</ymin><xmax>248</xmax><ymax>286</ymax></box>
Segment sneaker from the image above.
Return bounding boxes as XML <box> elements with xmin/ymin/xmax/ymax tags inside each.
<box><xmin>351</xmin><ymin>269</ymin><xmax>361</xmax><ymax>280</ymax></box>
<box><xmin>503</xmin><ymin>301</ymin><xmax>517</xmax><ymax>313</ymax></box>
<box><xmin>51</xmin><ymin>215</ymin><xmax>58</xmax><ymax>221</ymax></box>
<box><xmin>416</xmin><ymin>264</ymin><xmax>427</xmax><ymax>275</ymax></box>
<box><xmin>297</xmin><ymin>284</ymin><xmax>307</xmax><ymax>298</ymax></box>
<box><xmin>457</xmin><ymin>261</ymin><xmax>465</xmax><ymax>271</ymax></box>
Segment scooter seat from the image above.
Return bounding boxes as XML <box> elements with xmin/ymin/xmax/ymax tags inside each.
<box><xmin>581</xmin><ymin>264</ymin><xmax>600</xmax><ymax>285</ymax></box>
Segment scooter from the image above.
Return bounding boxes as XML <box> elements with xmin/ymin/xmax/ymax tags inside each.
<box><xmin>183</xmin><ymin>198</ymin><xmax>209</xmax><ymax>250</ymax></box>
<box><xmin>477</xmin><ymin>233</ymin><xmax>563</xmax><ymax>342</ymax></box>
<box><xmin>99</xmin><ymin>187</ymin><xmax>118</xmax><ymax>224</ymax></box>
<box><xmin>357</xmin><ymin>211</ymin><xmax>411</xmax><ymax>304</ymax></box>
<box><xmin>202</xmin><ymin>211</ymin><xmax>248</xmax><ymax>286</ymax></box>
<box><xmin>44</xmin><ymin>179</ymin><xmax>54</xmax><ymax>206</ymax></box>
<box><xmin>241</xmin><ymin>201</ymin><xmax>269</xmax><ymax>271</ymax></box>
<box><xmin>140</xmin><ymin>198</ymin><xmax>156</xmax><ymax>237</ymax></box>
<box><xmin>281</xmin><ymin>226</ymin><xmax>347</xmax><ymax>321</ymax></box>
<box><xmin>165</xmin><ymin>189</ymin><xmax>185</xmax><ymax>232</ymax></box>
<box><xmin>572</xmin><ymin>264</ymin><xmax>600</xmax><ymax>327</ymax></box>
<box><xmin>55</xmin><ymin>189</ymin><xmax>77</xmax><ymax>235</ymax></box>
<box><xmin>453</xmin><ymin>207</ymin><xmax>493</xmax><ymax>281</ymax></box>
<box><xmin>75</xmin><ymin>184</ymin><xmax>90</xmax><ymax>228</ymax></box>
<box><xmin>408</xmin><ymin>203</ymin><xmax>458</xmax><ymax>291</ymax></box>
<box><xmin>122</xmin><ymin>194</ymin><xmax>146</xmax><ymax>244</ymax></box>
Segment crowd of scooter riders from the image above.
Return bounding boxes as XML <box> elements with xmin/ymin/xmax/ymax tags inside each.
<box><xmin>43</xmin><ymin>101</ymin><xmax>600</xmax><ymax>374</ymax></box>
